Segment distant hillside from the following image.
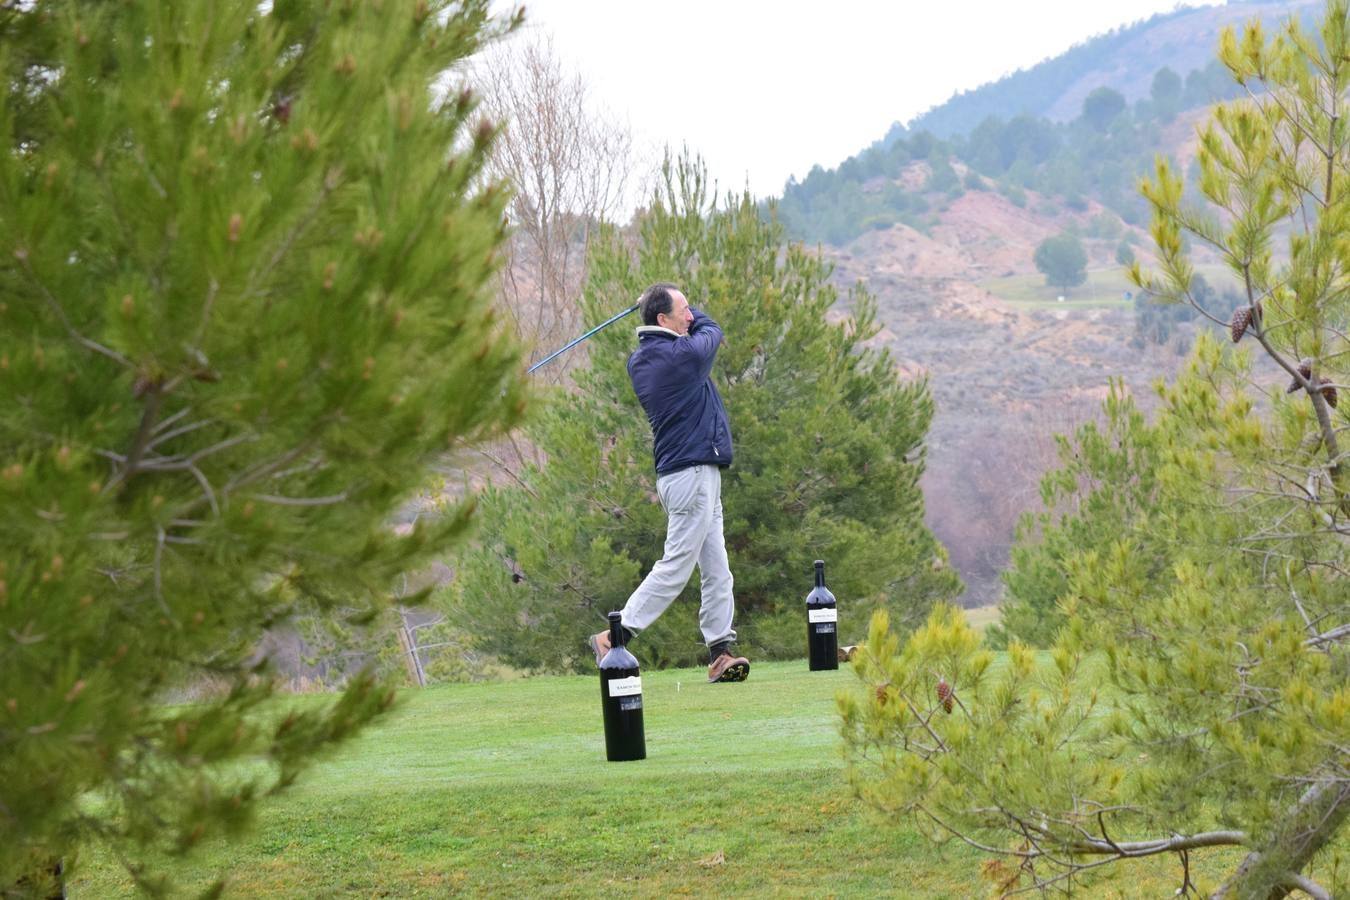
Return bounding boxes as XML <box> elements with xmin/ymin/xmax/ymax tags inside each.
<box><xmin>880</xmin><ymin>0</ymin><xmax>1321</xmax><ymax>142</ymax></box>
<box><xmin>773</xmin><ymin>1</ymin><xmax>1332</xmax><ymax>249</ymax></box>
<box><xmin>763</xmin><ymin>1</ymin><xmax>1331</xmax><ymax>607</ymax></box>
<box><xmin>776</xmin><ymin>98</ymin><xmax>1198</xmax><ymax>247</ymax></box>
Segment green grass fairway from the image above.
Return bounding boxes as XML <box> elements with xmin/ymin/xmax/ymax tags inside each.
<box><xmin>962</xmin><ymin>605</ymin><xmax>1001</xmax><ymax>634</ymax></box>
<box><xmin>69</xmin><ymin>659</ymin><xmax>1247</xmax><ymax>898</ymax></box>
<box><xmin>978</xmin><ymin>268</ymin><xmax>1136</xmax><ymax>308</ymax></box>
<box><xmin>979</xmin><ymin>264</ymin><xmax>1241</xmax><ymax>309</ymax></box>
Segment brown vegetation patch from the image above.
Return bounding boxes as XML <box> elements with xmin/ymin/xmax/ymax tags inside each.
<box><xmin>846</xmin><ymin>223</ymin><xmax>968</xmax><ymax>279</ymax></box>
<box><xmin>896</xmin><ymin>160</ymin><xmax>931</xmax><ymax>191</ymax></box>
<box><xmin>928</xmin><ymin>191</ymin><xmax>1060</xmax><ymax>275</ymax></box>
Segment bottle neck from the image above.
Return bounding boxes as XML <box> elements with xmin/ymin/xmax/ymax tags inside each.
<box><xmin>814</xmin><ymin>563</ymin><xmax>826</xmax><ymax>588</ymax></box>
<box><xmin>608</xmin><ymin>617</ymin><xmax>626</xmax><ymax>648</ymax></box>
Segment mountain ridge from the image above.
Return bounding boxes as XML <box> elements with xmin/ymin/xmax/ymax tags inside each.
<box><xmin>876</xmin><ymin>0</ymin><xmax>1320</xmax><ymax>143</ymax></box>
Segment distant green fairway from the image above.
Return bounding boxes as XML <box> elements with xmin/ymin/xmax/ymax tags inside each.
<box><xmin>70</xmin><ymin>657</ymin><xmax>1252</xmax><ymax>898</ymax></box>
<box><xmin>962</xmin><ymin>604</ymin><xmax>1001</xmax><ymax>634</ymax></box>
<box><xmin>979</xmin><ymin>263</ymin><xmax>1240</xmax><ymax>309</ymax></box>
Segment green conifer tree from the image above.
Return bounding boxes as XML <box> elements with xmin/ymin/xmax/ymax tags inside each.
<box><xmin>0</xmin><ymin>2</ymin><xmax>525</xmax><ymax>893</ymax></box>
<box><xmin>450</xmin><ymin>156</ymin><xmax>960</xmax><ymax>672</ymax></box>
<box><xmin>1150</xmin><ymin>65</ymin><xmax>1185</xmax><ymax>122</ymax></box>
<box><xmin>987</xmin><ymin>381</ymin><xmax>1166</xmax><ymax>649</ymax></box>
<box><xmin>1082</xmin><ymin>86</ymin><xmax>1127</xmax><ymax>131</ymax></box>
<box><xmin>840</xmin><ymin>3</ymin><xmax>1350</xmax><ymax>896</ymax></box>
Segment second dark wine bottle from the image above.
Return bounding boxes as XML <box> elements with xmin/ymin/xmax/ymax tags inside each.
<box><xmin>598</xmin><ymin>611</ymin><xmax>646</xmax><ymax>761</ymax></box>
<box><xmin>806</xmin><ymin>559</ymin><xmax>838</xmax><ymax>671</ymax></box>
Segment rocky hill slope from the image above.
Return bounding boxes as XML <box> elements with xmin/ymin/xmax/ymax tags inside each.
<box><xmin>786</xmin><ymin>4</ymin><xmax>1328</xmax><ymax>605</ymax></box>
<box><xmin>820</xmin><ymin>141</ymin><xmax>1232</xmax><ymax>605</ymax></box>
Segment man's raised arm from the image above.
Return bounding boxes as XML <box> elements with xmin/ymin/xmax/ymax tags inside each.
<box><xmin>683</xmin><ymin>307</ymin><xmax>723</xmax><ymax>379</ymax></box>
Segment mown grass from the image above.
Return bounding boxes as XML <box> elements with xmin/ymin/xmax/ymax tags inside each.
<box><xmin>979</xmin><ymin>264</ymin><xmax>1239</xmax><ymax>309</ymax></box>
<box><xmin>961</xmin><ymin>604</ymin><xmax>1001</xmax><ymax>635</ymax></box>
<box><xmin>979</xmin><ymin>270</ymin><xmax>1132</xmax><ymax>308</ymax></box>
<box><xmin>69</xmin><ymin>659</ymin><xmax>1254</xmax><ymax>898</ymax></box>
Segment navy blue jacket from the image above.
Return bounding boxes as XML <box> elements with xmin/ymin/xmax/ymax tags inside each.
<box><xmin>627</xmin><ymin>308</ymin><xmax>734</xmax><ymax>475</ymax></box>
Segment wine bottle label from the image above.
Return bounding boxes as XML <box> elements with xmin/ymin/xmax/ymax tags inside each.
<box><xmin>607</xmin><ymin>676</ymin><xmax>642</xmax><ymax>698</ymax></box>
<box><xmin>618</xmin><ymin>697</ymin><xmax>643</xmax><ymax>711</ymax></box>
<box><xmin>808</xmin><ymin>608</ymin><xmax>838</xmax><ymax>623</ymax></box>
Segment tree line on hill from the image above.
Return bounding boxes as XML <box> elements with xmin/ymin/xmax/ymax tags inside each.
<box><xmin>880</xmin><ymin>1</ymin><xmax>1319</xmax><ymax>141</ymax></box>
<box><xmin>775</xmin><ymin>60</ymin><xmax>1244</xmax><ymax>247</ymax></box>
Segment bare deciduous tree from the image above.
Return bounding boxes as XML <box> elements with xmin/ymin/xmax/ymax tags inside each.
<box><xmin>478</xmin><ymin>34</ymin><xmax>646</xmax><ymax>385</ymax></box>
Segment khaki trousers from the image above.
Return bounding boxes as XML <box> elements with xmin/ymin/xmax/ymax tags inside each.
<box><xmin>620</xmin><ymin>464</ymin><xmax>736</xmax><ymax>647</ymax></box>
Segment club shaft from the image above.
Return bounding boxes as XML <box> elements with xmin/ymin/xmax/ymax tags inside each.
<box><xmin>527</xmin><ymin>303</ymin><xmax>640</xmax><ymax>374</ymax></box>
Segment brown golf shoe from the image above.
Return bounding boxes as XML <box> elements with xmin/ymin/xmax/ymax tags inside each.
<box><xmin>707</xmin><ymin>653</ymin><xmax>750</xmax><ymax>684</ymax></box>
<box><xmin>587</xmin><ymin>629</ymin><xmax>611</xmax><ymax>666</ymax></box>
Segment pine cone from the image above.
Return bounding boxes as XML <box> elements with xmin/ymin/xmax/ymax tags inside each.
<box><xmin>936</xmin><ymin>678</ymin><xmax>954</xmax><ymax>714</ymax></box>
<box><xmin>1320</xmin><ymin>377</ymin><xmax>1338</xmax><ymax>409</ymax></box>
<box><xmin>1229</xmin><ymin>305</ymin><xmax>1253</xmax><ymax>343</ymax></box>
<box><xmin>1287</xmin><ymin>358</ymin><xmax>1314</xmax><ymax>394</ymax></box>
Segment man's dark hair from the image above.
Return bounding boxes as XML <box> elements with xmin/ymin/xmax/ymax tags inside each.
<box><xmin>639</xmin><ymin>282</ymin><xmax>680</xmax><ymax>327</ymax></box>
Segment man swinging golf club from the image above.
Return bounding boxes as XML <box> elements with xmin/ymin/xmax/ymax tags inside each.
<box><xmin>589</xmin><ymin>283</ymin><xmax>750</xmax><ymax>684</ymax></box>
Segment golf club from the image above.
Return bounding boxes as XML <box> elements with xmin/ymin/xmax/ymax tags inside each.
<box><xmin>527</xmin><ymin>301</ymin><xmax>640</xmax><ymax>374</ymax></box>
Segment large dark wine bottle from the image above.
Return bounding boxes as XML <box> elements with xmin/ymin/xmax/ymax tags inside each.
<box><xmin>599</xmin><ymin>611</ymin><xmax>646</xmax><ymax>761</ymax></box>
<box><xmin>806</xmin><ymin>559</ymin><xmax>838</xmax><ymax>671</ymax></box>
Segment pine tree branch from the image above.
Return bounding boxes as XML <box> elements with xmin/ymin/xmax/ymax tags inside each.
<box><xmin>132</xmin><ymin>144</ymin><xmax>167</xmax><ymax>200</ymax></box>
<box><xmin>1324</xmin><ymin>70</ymin><xmax>1337</xmax><ymax>213</ymax></box>
<box><xmin>1095</xmin><ymin>810</ymin><xmax>1123</xmax><ymax>855</ymax></box>
<box><xmin>208</xmin><ymin>444</ymin><xmax>316</xmax><ymax>505</ymax></box>
<box><xmin>475</xmin><ymin>445</ymin><xmax>539</xmax><ymax>497</ymax></box>
<box><xmin>106</xmin><ymin>388</ymin><xmax>165</xmax><ymax>491</ymax></box>
<box><xmin>1246</xmin><ymin>82</ymin><xmax>1330</xmax><ymax>163</ymax></box>
<box><xmin>893</xmin><ymin>687</ymin><xmax>949</xmax><ymax>753</ymax></box>
<box><xmin>186</xmin><ymin>463</ymin><xmax>219</xmax><ymax>517</ymax></box>
<box><xmin>916</xmin><ymin>805</ymin><xmax>1034</xmax><ymax>857</ymax></box>
<box><xmin>251</xmin><ymin>178</ymin><xmax>338</xmax><ymax>309</ymax></box>
<box><xmin>191</xmin><ymin>279</ymin><xmax>219</xmax><ymax>351</ymax></box>
<box><xmin>153</xmin><ymin>527</ymin><xmax>170</xmax><ymax>617</ymax></box>
<box><xmin>1305</xmin><ymin>623</ymin><xmax>1350</xmax><ymax>648</ymax></box>
<box><xmin>1248</xmin><ymin>316</ymin><xmax>1345</xmax><ymax>491</ymax></box>
<box><xmin>129</xmin><ymin>432</ymin><xmax>257</xmax><ymax>475</ymax></box>
<box><xmin>247</xmin><ymin>491</ymin><xmax>349</xmax><ymax>507</ymax></box>
<box><xmin>1287</xmin><ymin>581</ymin><xmax>1317</xmax><ymax>634</ymax></box>
<box><xmin>959</xmin><ymin>795</ymin><xmax>1251</xmax><ymax>886</ymax></box>
<box><xmin>16</xmin><ymin>254</ymin><xmax>134</xmax><ymax>369</ymax></box>
<box><xmin>1280</xmin><ymin>872</ymin><xmax>1332</xmax><ymax>900</ymax></box>
<box><xmin>150</xmin><ymin>406</ymin><xmax>193</xmax><ymax>436</ymax></box>
<box><xmin>146</xmin><ymin>418</ymin><xmax>216</xmax><ymax>453</ymax></box>
<box><xmin>162</xmin><ymin>535</ymin><xmax>203</xmax><ymax>546</ymax></box>
<box><xmin>1215</xmin><ymin>780</ymin><xmax>1350</xmax><ymax>899</ymax></box>
<box><xmin>181</xmin><ymin>433</ymin><xmax>259</xmax><ymax>466</ymax></box>
<box><xmin>992</xmin><ymin>823</ymin><xmax>1249</xmax><ymax>898</ymax></box>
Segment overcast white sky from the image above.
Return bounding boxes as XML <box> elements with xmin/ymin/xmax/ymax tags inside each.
<box><xmin>492</xmin><ymin>1</ymin><xmax>1224</xmax><ymax>203</ymax></box>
